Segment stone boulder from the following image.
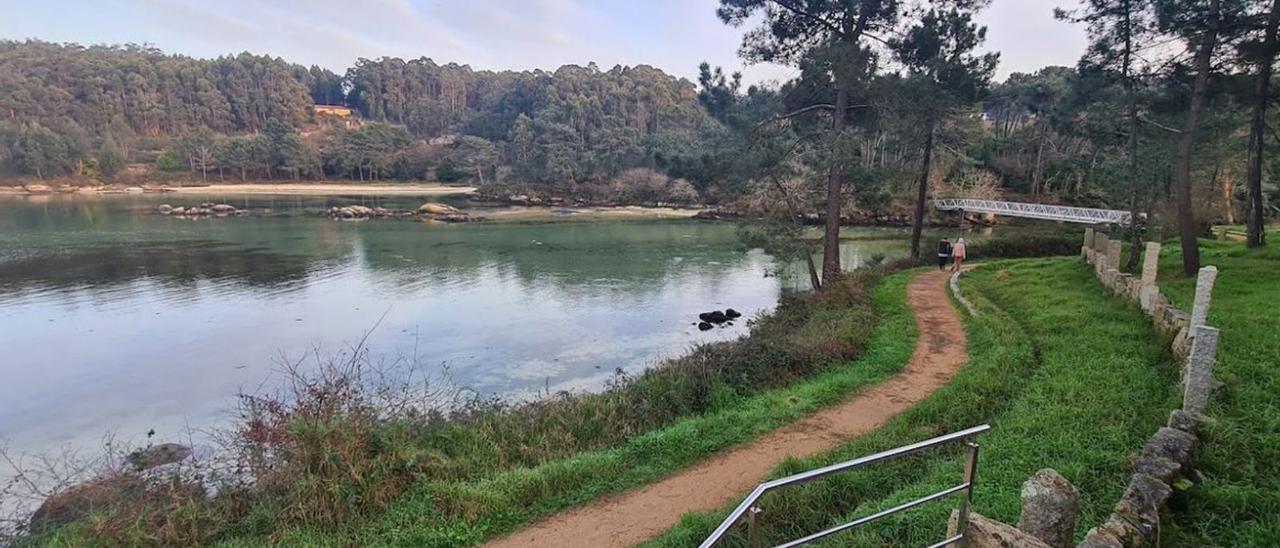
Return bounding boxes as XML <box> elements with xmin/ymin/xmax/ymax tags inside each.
<box><xmin>1132</xmin><ymin>427</ymin><xmax>1197</xmax><ymax>484</ymax></box>
<box><xmin>419</xmin><ymin>202</ymin><xmax>463</xmax><ymax>216</ymax></box>
<box><xmin>210</xmin><ymin>204</ymin><xmax>237</xmax><ymax>215</ymax></box>
<box><xmin>1017</xmin><ymin>469</ymin><xmax>1078</xmax><ymax>548</ymax></box>
<box><xmin>699</xmin><ymin>311</ymin><xmax>729</xmax><ymax>324</ymax></box>
<box><xmin>725</xmin><ymin>308</ymin><xmax>742</xmax><ymax>319</ymax></box>
<box><xmin>126</xmin><ymin>443</ymin><xmax>192</xmax><ymax>471</ymax></box>
<box><xmin>24</xmin><ymin>183</ymin><xmax>53</xmax><ymax>194</ymax></box>
<box><xmin>947</xmin><ymin>510</ymin><xmax>1052</xmax><ymax>548</ymax></box>
<box><xmin>157</xmin><ymin>204</ymin><xmax>174</xmax><ymax>215</ymax></box>
<box><xmin>29</xmin><ymin>474</ymin><xmax>145</xmax><ymax>533</ymax></box>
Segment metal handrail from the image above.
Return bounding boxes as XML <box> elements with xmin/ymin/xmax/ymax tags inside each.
<box><xmin>699</xmin><ymin>424</ymin><xmax>991</xmax><ymax>548</ymax></box>
<box><xmin>933</xmin><ymin>198</ymin><xmax>1137</xmax><ymax>225</ymax></box>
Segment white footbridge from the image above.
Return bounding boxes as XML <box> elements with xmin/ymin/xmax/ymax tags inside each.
<box><xmin>933</xmin><ymin>198</ymin><xmax>1135</xmax><ymax>225</ymax></box>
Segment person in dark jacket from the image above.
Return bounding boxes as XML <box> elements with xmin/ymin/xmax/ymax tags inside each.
<box><xmin>937</xmin><ymin>238</ymin><xmax>952</xmax><ymax>271</ymax></box>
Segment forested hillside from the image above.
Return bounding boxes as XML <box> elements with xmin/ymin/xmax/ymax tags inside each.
<box><xmin>0</xmin><ymin>40</ymin><xmax>718</xmax><ymax>196</ymax></box>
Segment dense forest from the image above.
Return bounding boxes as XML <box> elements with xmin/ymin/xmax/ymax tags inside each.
<box><xmin>0</xmin><ymin>40</ymin><xmax>720</xmax><ymax>201</ymax></box>
<box><xmin>3</xmin><ymin>0</ymin><xmax>1280</xmax><ymax>278</ymax></box>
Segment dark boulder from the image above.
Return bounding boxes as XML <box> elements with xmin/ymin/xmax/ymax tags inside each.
<box><xmin>30</xmin><ymin>474</ymin><xmax>145</xmax><ymax>533</ymax></box>
<box><xmin>725</xmin><ymin>308</ymin><xmax>741</xmax><ymax>319</ymax></box>
<box><xmin>127</xmin><ymin>443</ymin><xmax>192</xmax><ymax>471</ymax></box>
<box><xmin>699</xmin><ymin>311</ymin><xmax>729</xmax><ymax>324</ymax></box>
<box><xmin>698</xmin><ymin>322</ymin><xmax>714</xmax><ymax>331</ymax></box>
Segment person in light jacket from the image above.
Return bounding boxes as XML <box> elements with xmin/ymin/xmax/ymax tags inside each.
<box><xmin>951</xmin><ymin>238</ymin><xmax>967</xmax><ymax>272</ymax></box>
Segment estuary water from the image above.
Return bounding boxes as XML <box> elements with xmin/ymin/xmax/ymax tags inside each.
<box><xmin>0</xmin><ymin>193</ymin><xmax>914</xmax><ymax>457</ymax></box>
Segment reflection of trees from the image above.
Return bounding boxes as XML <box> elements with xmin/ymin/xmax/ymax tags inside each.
<box><xmin>0</xmin><ymin>241</ymin><xmax>314</xmax><ymax>297</ymax></box>
<box><xmin>354</xmin><ymin>221</ymin><xmax>762</xmax><ymax>299</ymax></box>
<box><xmin>0</xmin><ymin>195</ymin><xmax>767</xmax><ymax>302</ymax></box>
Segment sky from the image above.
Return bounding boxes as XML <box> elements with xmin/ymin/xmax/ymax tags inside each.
<box><xmin>0</xmin><ymin>0</ymin><xmax>1089</xmax><ymax>85</ymax></box>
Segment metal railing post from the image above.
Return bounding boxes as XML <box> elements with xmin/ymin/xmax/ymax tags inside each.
<box><xmin>955</xmin><ymin>442</ymin><xmax>981</xmax><ymax>547</ymax></box>
<box><xmin>747</xmin><ymin>506</ymin><xmax>763</xmax><ymax>548</ymax></box>
<box><xmin>700</xmin><ymin>425</ymin><xmax>990</xmax><ymax>548</ymax></box>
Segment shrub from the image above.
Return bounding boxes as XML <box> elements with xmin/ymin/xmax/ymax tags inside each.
<box><xmin>965</xmin><ymin>233</ymin><xmax>1080</xmax><ymax>259</ymax></box>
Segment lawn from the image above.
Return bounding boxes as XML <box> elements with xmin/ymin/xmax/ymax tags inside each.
<box><xmin>648</xmin><ymin>257</ymin><xmax>1180</xmax><ymax>547</ymax></box>
<box><xmin>1155</xmin><ymin>239</ymin><xmax>1280</xmax><ymax>546</ymax></box>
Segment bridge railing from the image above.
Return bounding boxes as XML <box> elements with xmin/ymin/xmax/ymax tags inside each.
<box><xmin>933</xmin><ymin>198</ymin><xmax>1135</xmax><ymax>225</ymax></box>
<box><xmin>699</xmin><ymin>424</ymin><xmax>991</xmax><ymax>548</ymax></box>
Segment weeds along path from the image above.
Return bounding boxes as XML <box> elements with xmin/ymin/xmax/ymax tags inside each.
<box><xmin>485</xmin><ymin>269</ymin><xmax>968</xmax><ymax>548</ymax></box>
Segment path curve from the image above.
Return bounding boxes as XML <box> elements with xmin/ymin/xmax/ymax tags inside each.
<box><xmin>486</xmin><ymin>270</ymin><xmax>968</xmax><ymax>548</ymax></box>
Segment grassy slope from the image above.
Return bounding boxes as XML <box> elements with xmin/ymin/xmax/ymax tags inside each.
<box><xmin>212</xmin><ymin>272</ymin><xmax>920</xmax><ymax>547</ymax></box>
<box><xmin>649</xmin><ymin>258</ymin><xmax>1178</xmax><ymax>547</ymax></box>
<box><xmin>1156</xmin><ymin>239</ymin><xmax>1280</xmax><ymax>546</ymax></box>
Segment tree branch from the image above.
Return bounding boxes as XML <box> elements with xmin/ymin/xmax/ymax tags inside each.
<box><xmin>1138</xmin><ymin>114</ymin><xmax>1184</xmax><ymax>134</ymax></box>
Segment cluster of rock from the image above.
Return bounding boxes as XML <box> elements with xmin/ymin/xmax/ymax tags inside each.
<box><xmin>696</xmin><ymin>308</ymin><xmax>741</xmax><ymax>331</ymax></box>
<box><xmin>10</xmin><ymin>183</ymin><xmax>174</xmax><ymax>195</ymax></box>
<box><xmin>158</xmin><ymin>203</ymin><xmax>244</xmax><ymax>216</ymax></box>
<box><xmin>326</xmin><ymin>202</ymin><xmax>476</xmax><ymax>222</ymax></box>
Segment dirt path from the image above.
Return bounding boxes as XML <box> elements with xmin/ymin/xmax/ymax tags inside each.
<box><xmin>485</xmin><ymin>269</ymin><xmax>969</xmax><ymax>548</ymax></box>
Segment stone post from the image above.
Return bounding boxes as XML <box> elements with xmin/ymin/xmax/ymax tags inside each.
<box><xmin>1183</xmin><ymin>325</ymin><xmax>1220</xmax><ymax>414</ymax></box>
<box><xmin>1083</xmin><ymin>228</ymin><xmax>1095</xmax><ymax>259</ymax></box>
<box><xmin>1141</xmin><ymin>242</ymin><xmax>1160</xmax><ymax>286</ymax></box>
<box><xmin>1018</xmin><ymin>469</ymin><xmax>1079</xmax><ymax>548</ymax></box>
<box><xmin>1189</xmin><ymin>266</ymin><xmax>1218</xmax><ymax>329</ymax></box>
<box><xmin>1106</xmin><ymin>240</ymin><xmax>1123</xmax><ymax>270</ymax></box>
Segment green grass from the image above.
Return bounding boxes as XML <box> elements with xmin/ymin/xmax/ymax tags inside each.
<box><xmin>648</xmin><ymin>258</ymin><xmax>1179</xmax><ymax>547</ymax></box>
<box><xmin>1153</xmin><ymin>239</ymin><xmax>1280</xmax><ymax>546</ymax></box>
<box><xmin>190</xmin><ymin>272</ymin><xmax>921</xmax><ymax>547</ymax></box>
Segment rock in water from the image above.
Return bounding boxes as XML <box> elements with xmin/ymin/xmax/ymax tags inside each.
<box><xmin>698</xmin><ymin>322</ymin><xmax>713</xmax><ymax>331</ymax></box>
<box><xmin>725</xmin><ymin>308</ymin><xmax>741</xmax><ymax>319</ymax></box>
<box><xmin>418</xmin><ymin>202</ymin><xmax>462</xmax><ymax>215</ymax></box>
<box><xmin>126</xmin><ymin>443</ymin><xmax>192</xmax><ymax>471</ymax></box>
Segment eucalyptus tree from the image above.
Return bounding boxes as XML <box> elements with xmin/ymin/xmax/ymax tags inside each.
<box><xmin>893</xmin><ymin>0</ymin><xmax>998</xmax><ymax>258</ymax></box>
<box><xmin>717</xmin><ymin>0</ymin><xmax>903</xmax><ymax>287</ymax></box>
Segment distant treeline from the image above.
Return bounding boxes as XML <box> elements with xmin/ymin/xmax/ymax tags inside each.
<box><xmin>0</xmin><ymin>40</ymin><xmax>732</xmax><ymax>195</ymax></box>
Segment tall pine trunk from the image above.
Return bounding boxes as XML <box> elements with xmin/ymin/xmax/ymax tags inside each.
<box><xmin>1124</xmin><ymin>0</ymin><xmax>1143</xmax><ymax>272</ymax></box>
<box><xmin>822</xmin><ymin>87</ymin><xmax>849</xmax><ymax>286</ymax></box>
<box><xmin>910</xmin><ymin>121</ymin><xmax>936</xmax><ymax>259</ymax></box>
<box><xmin>1247</xmin><ymin>0</ymin><xmax>1280</xmax><ymax>248</ymax></box>
<box><xmin>1173</xmin><ymin>0</ymin><xmax>1219</xmax><ymax>275</ymax></box>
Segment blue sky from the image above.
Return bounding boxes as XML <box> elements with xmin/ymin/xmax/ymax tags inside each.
<box><xmin>0</xmin><ymin>0</ymin><xmax>1088</xmax><ymax>85</ymax></box>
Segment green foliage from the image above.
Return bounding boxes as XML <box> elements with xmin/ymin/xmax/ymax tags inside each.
<box><xmin>964</xmin><ymin>233</ymin><xmax>1083</xmax><ymax>259</ymax></box>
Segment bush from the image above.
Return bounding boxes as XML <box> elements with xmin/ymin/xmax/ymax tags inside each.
<box><xmin>964</xmin><ymin>233</ymin><xmax>1080</xmax><ymax>259</ymax></box>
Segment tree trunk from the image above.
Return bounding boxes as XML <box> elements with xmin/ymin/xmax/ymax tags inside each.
<box><xmin>1247</xmin><ymin>0</ymin><xmax>1280</xmax><ymax>248</ymax></box>
<box><xmin>1124</xmin><ymin>0</ymin><xmax>1144</xmax><ymax>273</ymax></box>
<box><xmin>1173</xmin><ymin>0</ymin><xmax>1219</xmax><ymax>275</ymax></box>
<box><xmin>910</xmin><ymin>121</ymin><xmax>936</xmax><ymax>259</ymax></box>
<box><xmin>821</xmin><ymin>86</ymin><xmax>849</xmax><ymax>286</ymax></box>
<box><xmin>1032</xmin><ymin>122</ymin><xmax>1048</xmax><ymax>196</ymax></box>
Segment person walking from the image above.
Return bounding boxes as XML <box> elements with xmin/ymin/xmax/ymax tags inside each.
<box><xmin>937</xmin><ymin>237</ymin><xmax>952</xmax><ymax>271</ymax></box>
<box><xmin>951</xmin><ymin>237</ymin><xmax>967</xmax><ymax>272</ymax></box>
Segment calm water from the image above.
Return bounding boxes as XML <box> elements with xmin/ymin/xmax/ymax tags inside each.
<box><xmin>0</xmin><ymin>194</ymin><xmax>916</xmax><ymax>457</ymax></box>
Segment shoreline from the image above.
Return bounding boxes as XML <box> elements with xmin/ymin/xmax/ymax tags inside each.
<box><xmin>168</xmin><ymin>182</ymin><xmax>478</xmax><ymax>196</ymax></box>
